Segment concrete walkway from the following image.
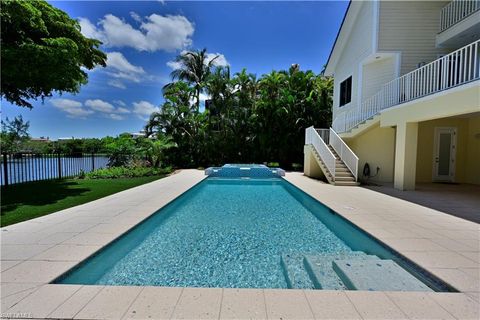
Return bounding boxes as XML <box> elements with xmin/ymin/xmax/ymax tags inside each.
<box><xmin>364</xmin><ymin>183</ymin><xmax>480</xmax><ymax>223</ymax></box>
<box><xmin>1</xmin><ymin>170</ymin><xmax>478</xmax><ymax>319</ymax></box>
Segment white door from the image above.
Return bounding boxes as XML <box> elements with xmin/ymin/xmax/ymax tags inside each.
<box><xmin>433</xmin><ymin>127</ymin><xmax>456</xmax><ymax>182</ymax></box>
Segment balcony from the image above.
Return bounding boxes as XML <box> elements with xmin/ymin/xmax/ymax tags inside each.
<box><xmin>333</xmin><ymin>40</ymin><xmax>480</xmax><ymax>134</ymax></box>
<box><xmin>437</xmin><ymin>0</ymin><xmax>480</xmax><ymax>48</ymax></box>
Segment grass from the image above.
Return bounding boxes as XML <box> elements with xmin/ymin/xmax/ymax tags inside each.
<box><xmin>1</xmin><ymin>175</ymin><xmax>166</xmax><ymax>227</ymax></box>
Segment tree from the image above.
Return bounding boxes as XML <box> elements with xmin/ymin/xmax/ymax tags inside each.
<box><xmin>105</xmin><ymin>134</ymin><xmax>137</xmax><ymax>167</ymax></box>
<box><xmin>1</xmin><ymin>0</ymin><xmax>107</xmax><ymax>108</ymax></box>
<box><xmin>143</xmin><ymin>135</ymin><xmax>177</xmax><ymax>168</ymax></box>
<box><xmin>147</xmin><ymin>51</ymin><xmax>333</xmax><ymax>169</ymax></box>
<box><xmin>166</xmin><ymin>49</ymin><xmax>218</xmax><ymax>111</ymax></box>
<box><xmin>1</xmin><ymin>115</ymin><xmax>30</xmax><ymax>153</ymax></box>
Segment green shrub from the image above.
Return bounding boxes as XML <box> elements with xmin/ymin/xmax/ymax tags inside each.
<box><xmin>267</xmin><ymin>162</ymin><xmax>280</xmax><ymax>167</ymax></box>
<box><xmin>292</xmin><ymin>163</ymin><xmax>303</xmax><ymax>171</ymax></box>
<box><xmin>85</xmin><ymin>166</ymin><xmax>172</xmax><ymax>179</ymax></box>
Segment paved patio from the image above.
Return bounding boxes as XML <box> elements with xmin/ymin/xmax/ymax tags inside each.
<box><xmin>1</xmin><ymin>170</ymin><xmax>478</xmax><ymax>319</ymax></box>
<box><xmin>364</xmin><ymin>182</ymin><xmax>480</xmax><ymax>223</ymax></box>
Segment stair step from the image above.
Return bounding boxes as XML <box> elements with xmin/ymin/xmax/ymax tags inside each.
<box><xmin>308</xmin><ymin>144</ymin><xmax>357</xmax><ymax>186</ymax></box>
<box><xmin>335</xmin><ymin>172</ymin><xmax>353</xmax><ymax>177</ymax></box>
<box><xmin>335</xmin><ymin>176</ymin><xmax>355</xmax><ymax>181</ymax></box>
<box><xmin>303</xmin><ymin>252</ymin><xmax>379</xmax><ymax>290</ymax></box>
<box><xmin>334</xmin><ymin>181</ymin><xmax>360</xmax><ymax>186</ymax></box>
<box><xmin>333</xmin><ymin>259</ymin><xmax>432</xmax><ymax>292</ymax></box>
<box><xmin>281</xmin><ymin>253</ymin><xmax>315</xmax><ymax>289</ymax></box>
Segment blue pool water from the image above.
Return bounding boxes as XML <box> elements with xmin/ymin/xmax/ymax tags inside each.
<box><xmin>55</xmin><ymin>178</ymin><xmax>452</xmax><ymax>291</ymax></box>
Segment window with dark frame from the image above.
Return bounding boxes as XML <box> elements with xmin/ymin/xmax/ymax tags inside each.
<box><xmin>339</xmin><ymin>76</ymin><xmax>352</xmax><ymax>107</ymax></box>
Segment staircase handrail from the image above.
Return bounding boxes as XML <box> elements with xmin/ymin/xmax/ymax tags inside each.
<box><xmin>329</xmin><ymin>128</ymin><xmax>359</xmax><ymax>181</ymax></box>
<box><xmin>305</xmin><ymin>126</ymin><xmax>337</xmax><ymax>177</ymax></box>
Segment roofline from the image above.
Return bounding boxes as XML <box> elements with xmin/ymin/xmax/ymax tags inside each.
<box><xmin>324</xmin><ymin>0</ymin><xmax>352</xmax><ymax>74</ymax></box>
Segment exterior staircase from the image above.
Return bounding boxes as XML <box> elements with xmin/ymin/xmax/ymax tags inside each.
<box><xmin>305</xmin><ymin>127</ymin><xmax>359</xmax><ymax>186</ymax></box>
<box><xmin>337</xmin><ymin>114</ymin><xmax>380</xmax><ymax>139</ymax></box>
<box><xmin>328</xmin><ymin>145</ymin><xmax>359</xmax><ymax>186</ymax></box>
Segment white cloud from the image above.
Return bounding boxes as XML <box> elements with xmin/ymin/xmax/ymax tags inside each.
<box><xmin>108</xmin><ymin>79</ymin><xmax>127</xmax><ymax>89</ymax></box>
<box><xmin>50</xmin><ymin>99</ymin><xmax>94</xmax><ymax>119</ymax></box>
<box><xmin>105</xmin><ymin>51</ymin><xmax>149</xmax><ymax>88</ymax></box>
<box><xmin>85</xmin><ymin>99</ymin><xmax>132</xmax><ymax>115</ymax></box>
<box><xmin>130</xmin><ymin>11</ymin><xmax>142</xmax><ymax>23</ymax></box>
<box><xmin>133</xmin><ymin>101</ymin><xmax>160</xmax><ymax>119</ymax></box>
<box><xmin>166</xmin><ymin>60</ymin><xmax>182</xmax><ymax>70</ymax></box>
<box><xmin>78</xmin><ymin>18</ymin><xmax>106</xmax><ymax>42</ymax></box>
<box><xmin>166</xmin><ymin>51</ymin><xmax>229</xmax><ymax>70</ymax></box>
<box><xmin>113</xmin><ymin>100</ymin><xmax>126</xmax><ymax>106</ymax></box>
<box><xmin>108</xmin><ymin>114</ymin><xmax>124</xmax><ymax>121</ymax></box>
<box><xmin>107</xmin><ymin>52</ymin><xmax>145</xmax><ymax>75</ymax></box>
<box><xmin>51</xmin><ymin>98</ymin><xmax>131</xmax><ymax>120</ymax></box>
<box><xmin>117</xmin><ymin>107</ymin><xmax>131</xmax><ymax>114</ymax></box>
<box><xmin>79</xmin><ymin>14</ymin><xmax>194</xmax><ymax>52</ymax></box>
<box><xmin>206</xmin><ymin>53</ymin><xmax>229</xmax><ymax>67</ymax></box>
<box><xmin>85</xmin><ymin>99</ymin><xmax>115</xmax><ymax>113</ymax></box>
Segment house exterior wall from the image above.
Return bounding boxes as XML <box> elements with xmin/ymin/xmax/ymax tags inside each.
<box><xmin>345</xmin><ymin>124</ymin><xmax>396</xmax><ymax>183</ymax></box>
<box><xmin>332</xmin><ymin>1</ymin><xmax>375</xmax><ymax>121</ymax></box>
<box><xmin>317</xmin><ymin>0</ymin><xmax>479</xmax><ymax>190</ymax></box>
<box><xmin>361</xmin><ymin>56</ymin><xmax>396</xmax><ymax>101</ymax></box>
<box><xmin>466</xmin><ymin>116</ymin><xmax>480</xmax><ymax>185</ymax></box>
<box><xmin>378</xmin><ymin>0</ymin><xmax>450</xmax><ymax>75</ymax></box>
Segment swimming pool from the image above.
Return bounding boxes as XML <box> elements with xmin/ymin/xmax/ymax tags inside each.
<box><xmin>55</xmin><ymin>177</ymin><xmax>453</xmax><ymax>291</ymax></box>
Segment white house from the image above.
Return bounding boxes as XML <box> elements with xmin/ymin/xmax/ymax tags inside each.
<box><xmin>304</xmin><ymin>0</ymin><xmax>480</xmax><ymax>190</ymax></box>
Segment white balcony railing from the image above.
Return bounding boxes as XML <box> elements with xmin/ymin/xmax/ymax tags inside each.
<box><xmin>440</xmin><ymin>0</ymin><xmax>480</xmax><ymax>32</ymax></box>
<box><xmin>333</xmin><ymin>40</ymin><xmax>480</xmax><ymax>133</ymax></box>
<box><xmin>305</xmin><ymin>126</ymin><xmax>336</xmax><ymax>177</ymax></box>
<box><xmin>329</xmin><ymin>128</ymin><xmax>358</xmax><ymax>181</ymax></box>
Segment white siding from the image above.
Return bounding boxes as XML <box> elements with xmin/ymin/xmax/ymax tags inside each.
<box><xmin>332</xmin><ymin>1</ymin><xmax>375</xmax><ymax>121</ymax></box>
<box><xmin>378</xmin><ymin>1</ymin><xmax>450</xmax><ymax>75</ymax></box>
<box><xmin>361</xmin><ymin>56</ymin><xmax>396</xmax><ymax>101</ymax></box>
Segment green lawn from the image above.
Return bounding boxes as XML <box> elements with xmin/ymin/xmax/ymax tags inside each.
<box><xmin>1</xmin><ymin>176</ymin><xmax>165</xmax><ymax>227</ymax></box>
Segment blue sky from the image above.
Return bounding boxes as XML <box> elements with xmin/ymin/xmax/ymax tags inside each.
<box><xmin>2</xmin><ymin>0</ymin><xmax>348</xmax><ymax>139</ymax></box>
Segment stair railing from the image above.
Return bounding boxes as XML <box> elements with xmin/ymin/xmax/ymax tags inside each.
<box><xmin>305</xmin><ymin>126</ymin><xmax>336</xmax><ymax>178</ymax></box>
<box><xmin>329</xmin><ymin>128</ymin><xmax>359</xmax><ymax>181</ymax></box>
<box><xmin>315</xmin><ymin>128</ymin><xmax>330</xmax><ymax>144</ymax></box>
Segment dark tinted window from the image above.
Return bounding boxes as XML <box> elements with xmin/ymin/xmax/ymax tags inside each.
<box><xmin>339</xmin><ymin>76</ymin><xmax>352</xmax><ymax>106</ymax></box>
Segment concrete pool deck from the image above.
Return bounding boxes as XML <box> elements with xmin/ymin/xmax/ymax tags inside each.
<box><xmin>1</xmin><ymin>170</ymin><xmax>478</xmax><ymax>319</ymax></box>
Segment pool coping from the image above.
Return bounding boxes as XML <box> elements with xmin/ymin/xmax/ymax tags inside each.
<box><xmin>1</xmin><ymin>170</ymin><xmax>478</xmax><ymax>319</ymax></box>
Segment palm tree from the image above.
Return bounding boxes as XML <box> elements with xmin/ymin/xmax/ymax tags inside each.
<box><xmin>145</xmin><ymin>135</ymin><xmax>177</xmax><ymax>168</ymax></box>
<box><xmin>233</xmin><ymin>68</ymin><xmax>258</xmax><ymax>109</ymax></box>
<box><xmin>166</xmin><ymin>49</ymin><xmax>219</xmax><ymax>111</ymax></box>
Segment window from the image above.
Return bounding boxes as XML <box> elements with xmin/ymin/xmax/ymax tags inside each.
<box><xmin>339</xmin><ymin>76</ymin><xmax>352</xmax><ymax>107</ymax></box>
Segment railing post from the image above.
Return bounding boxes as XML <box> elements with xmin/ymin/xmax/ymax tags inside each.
<box><xmin>57</xmin><ymin>152</ymin><xmax>62</xmax><ymax>179</ymax></box>
<box><xmin>91</xmin><ymin>153</ymin><xmax>95</xmax><ymax>171</ymax></box>
<box><xmin>2</xmin><ymin>153</ymin><xmax>8</xmax><ymax>186</ymax></box>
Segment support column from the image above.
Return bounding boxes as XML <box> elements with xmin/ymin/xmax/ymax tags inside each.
<box><xmin>394</xmin><ymin>122</ymin><xmax>418</xmax><ymax>190</ymax></box>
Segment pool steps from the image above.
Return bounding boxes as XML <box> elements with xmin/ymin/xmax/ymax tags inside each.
<box><xmin>333</xmin><ymin>259</ymin><xmax>432</xmax><ymax>291</ymax></box>
<box><xmin>281</xmin><ymin>253</ymin><xmax>315</xmax><ymax>289</ymax></box>
<box><xmin>281</xmin><ymin>252</ymin><xmax>433</xmax><ymax>291</ymax></box>
<box><xmin>303</xmin><ymin>253</ymin><xmax>377</xmax><ymax>290</ymax></box>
